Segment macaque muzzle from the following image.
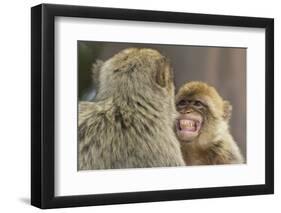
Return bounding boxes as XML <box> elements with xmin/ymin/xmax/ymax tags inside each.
<box><xmin>176</xmin><ymin>112</ymin><xmax>203</xmax><ymax>142</ymax></box>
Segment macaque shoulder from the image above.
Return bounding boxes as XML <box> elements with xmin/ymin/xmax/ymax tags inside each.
<box><xmin>208</xmin><ymin>140</ymin><xmax>244</xmax><ymax>164</ymax></box>
<box><xmin>79</xmin><ymin>100</ymin><xmax>112</xmax><ymax>125</ymax></box>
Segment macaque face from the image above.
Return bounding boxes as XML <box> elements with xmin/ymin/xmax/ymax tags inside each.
<box><xmin>175</xmin><ymin>99</ymin><xmax>206</xmax><ymax>142</ymax></box>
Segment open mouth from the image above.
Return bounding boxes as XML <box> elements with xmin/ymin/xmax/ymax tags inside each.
<box><xmin>177</xmin><ymin>119</ymin><xmax>200</xmax><ymax>132</ymax></box>
<box><xmin>176</xmin><ymin>118</ymin><xmax>201</xmax><ymax>141</ymax></box>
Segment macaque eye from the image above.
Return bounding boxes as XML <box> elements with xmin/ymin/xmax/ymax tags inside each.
<box><xmin>193</xmin><ymin>101</ymin><xmax>203</xmax><ymax>107</ymax></box>
<box><xmin>177</xmin><ymin>99</ymin><xmax>188</xmax><ymax>107</ymax></box>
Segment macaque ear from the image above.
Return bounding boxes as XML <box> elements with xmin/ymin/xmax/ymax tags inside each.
<box><xmin>91</xmin><ymin>60</ymin><xmax>104</xmax><ymax>86</ymax></box>
<box><xmin>156</xmin><ymin>61</ymin><xmax>172</xmax><ymax>88</ymax></box>
<box><xmin>223</xmin><ymin>100</ymin><xmax>232</xmax><ymax>121</ymax></box>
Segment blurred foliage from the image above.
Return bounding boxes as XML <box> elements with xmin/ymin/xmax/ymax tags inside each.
<box><xmin>78</xmin><ymin>41</ymin><xmax>103</xmax><ymax>100</ymax></box>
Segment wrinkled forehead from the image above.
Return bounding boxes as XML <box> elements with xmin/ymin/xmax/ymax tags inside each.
<box><xmin>176</xmin><ymin>86</ymin><xmax>223</xmax><ymax>106</ymax></box>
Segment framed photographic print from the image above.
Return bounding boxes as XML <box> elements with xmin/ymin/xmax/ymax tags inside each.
<box><xmin>31</xmin><ymin>3</ymin><xmax>274</xmax><ymax>209</ymax></box>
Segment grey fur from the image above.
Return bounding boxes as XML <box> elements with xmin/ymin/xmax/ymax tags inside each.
<box><xmin>79</xmin><ymin>48</ymin><xmax>185</xmax><ymax>170</ymax></box>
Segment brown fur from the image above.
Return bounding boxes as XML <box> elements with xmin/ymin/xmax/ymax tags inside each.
<box><xmin>175</xmin><ymin>81</ymin><xmax>244</xmax><ymax>165</ymax></box>
<box><xmin>79</xmin><ymin>48</ymin><xmax>185</xmax><ymax>170</ymax></box>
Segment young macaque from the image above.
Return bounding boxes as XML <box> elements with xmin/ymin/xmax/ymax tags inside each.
<box><xmin>175</xmin><ymin>81</ymin><xmax>244</xmax><ymax>165</ymax></box>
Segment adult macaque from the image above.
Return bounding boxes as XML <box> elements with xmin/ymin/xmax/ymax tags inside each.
<box><xmin>175</xmin><ymin>81</ymin><xmax>244</xmax><ymax>165</ymax></box>
<box><xmin>79</xmin><ymin>48</ymin><xmax>185</xmax><ymax>170</ymax></box>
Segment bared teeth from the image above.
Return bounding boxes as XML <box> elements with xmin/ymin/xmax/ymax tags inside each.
<box><xmin>179</xmin><ymin>119</ymin><xmax>195</xmax><ymax>129</ymax></box>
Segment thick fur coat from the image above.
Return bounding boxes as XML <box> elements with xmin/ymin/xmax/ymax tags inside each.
<box><xmin>79</xmin><ymin>48</ymin><xmax>185</xmax><ymax>170</ymax></box>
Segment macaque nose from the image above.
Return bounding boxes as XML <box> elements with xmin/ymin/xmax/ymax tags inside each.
<box><xmin>185</xmin><ymin>109</ymin><xmax>193</xmax><ymax>113</ymax></box>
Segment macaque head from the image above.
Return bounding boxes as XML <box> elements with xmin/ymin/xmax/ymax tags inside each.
<box><xmin>175</xmin><ymin>81</ymin><xmax>232</xmax><ymax>143</ymax></box>
<box><xmin>96</xmin><ymin>48</ymin><xmax>174</xmax><ymax>100</ymax></box>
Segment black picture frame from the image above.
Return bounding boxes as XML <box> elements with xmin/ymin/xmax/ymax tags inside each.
<box><xmin>31</xmin><ymin>3</ymin><xmax>274</xmax><ymax>209</ymax></box>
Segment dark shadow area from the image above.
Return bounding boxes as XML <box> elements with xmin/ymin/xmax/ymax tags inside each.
<box><xmin>19</xmin><ymin>197</ymin><xmax>30</xmax><ymax>205</ymax></box>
